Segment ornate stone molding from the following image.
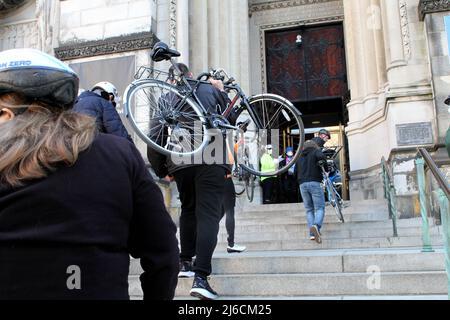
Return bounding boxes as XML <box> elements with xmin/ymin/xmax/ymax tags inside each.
<box><xmin>0</xmin><ymin>0</ymin><xmax>28</xmax><ymax>16</ymax></box>
<box><xmin>419</xmin><ymin>0</ymin><xmax>450</xmax><ymax>21</ymax></box>
<box><xmin>259</xmin><ymin>15</ymin><xmax>344</xmax><ymax>92</ymax></box>
<box><xmin>249</xmin><ymin>0</ymin><xmax>336</xmax><ymax>15</ymax></box>
<box><xmin>399</xmin><ymin>0</ymin><xmax>411</xmax><ymax>61</ymax></box>
<box><xmin>0</xmin><ymin>19</ymin><xmax>38</xmax><ymax>49</ymax></box>
<box><xmin>169</xmin><ymin>0</ymin><xmax>177</xmax><ymax>48</ymax></box>
<box><xmin>54</xmin><ymin>32</ymin><xmax>159</xmax><ymax>61</ymax></box>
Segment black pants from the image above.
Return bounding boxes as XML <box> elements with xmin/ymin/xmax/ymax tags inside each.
<box><xmin>281</xmin><ymin>175</ymin><xmax>298</xmax><ymax>203</ymax></box>
<box><xmin>261</xmin><ymin>178</ymin><xmax>276</xmax><ymax>204</ymax></box>
<box><xmin>222</xmin><ymin>178</ymin><xmax>236</xmax><ymax>247</ymax></box>
<box><xmin>173</xmin><ymin>165</ymin><xmax>226</xmax><ymax>277</ymax></box>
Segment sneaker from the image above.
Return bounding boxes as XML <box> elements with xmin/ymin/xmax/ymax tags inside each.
<box><xmin>189</xmin><ymin>275</ymin><xmax>218</xmax><ymax>300</ymax></box>
<box><xmin>310</xmin><ymin>225</ymin><xmax>322</xmax><ymax>244</ymax></box>
<box><xmin>309</xmin><ymin>235</ymin><xmax>316</xmax><ymax>241</ymax></box>
<box><xmin>178</xmin><ymin>260</ymin><xmax>195</xmax><ymax>278</ymax></box>
<box><xmin>227</xmin><ymin>244</ymin><xmax>247</xmax><ymax>253</ymax></box>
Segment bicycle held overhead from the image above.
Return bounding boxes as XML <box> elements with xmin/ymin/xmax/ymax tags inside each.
<box><xmin>123</xmin><ymin>41</ymin><xmax>305</xmax><ymax>177</ymax></box>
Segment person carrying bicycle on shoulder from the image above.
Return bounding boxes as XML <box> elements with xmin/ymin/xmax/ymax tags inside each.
<box><xmin>294</xmin><ymin>140</ymin><xmax>328</xmax><ymax>244</ymax></box>
<box><xmin>146</xmin><ymin>57</ymin><xmax>232</xmax><ymax>300</ymax></box>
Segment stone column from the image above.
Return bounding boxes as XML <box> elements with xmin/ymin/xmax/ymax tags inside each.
<box><xmin>207</xmin><ymin>0</ymin><xmax>220</xmax><ymax>68</ymax></box>
<box><xmin>218</xmin><ymin>1</ymin><xmax>231</xmax><ymax>70</ymax></box>
<box><xmin>361</xmin><ymin>0</ymin><xmax>380</xmax><ymax>96</ymax></box>
<box><xmin>345</xmin><ymin>0</ymin><xmax>369</xmax><ymax>100</ymax></box>
<box><xmin>381</xmin><ymin>0</ymin><xmax>406</xmax><ymax>69</ymax></box>
<box><xmin>36</xmin><ymin>0</ymin><xmax>60</xmax><ymax>54</ymax></box>
<box><xmin>371</xmin><ymin>0</ymin><xmax>388</xmax><ymax>90</ymax></box>
<box><xmin>176</xmin><ymin>0</ymin><xmax>189</xmax><ymax>62</ymax></box>
<box><xmin>189</xmin><ymin>0</ymin><xmax>209</xmax><ymax>74</ymax></box>
<box><xmin>229</xmin><ymin>0</ymin><xmax>241</xmax><ymax>81</ymax></box>
<box><xmin>343</xmin><ymin>0</ymin><xmax>361</xmax><ymax>100</ymax></box>
<box><xmin>236</xmin><ymin>0</ymin><xmax>250</xmax><ymax>93</ymax></box>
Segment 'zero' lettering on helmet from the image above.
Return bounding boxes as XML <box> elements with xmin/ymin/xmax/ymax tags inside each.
<box><xmin>7</xmin><ymin>60</ymin><xmax>32</xmax><ymax>68</ymax></box>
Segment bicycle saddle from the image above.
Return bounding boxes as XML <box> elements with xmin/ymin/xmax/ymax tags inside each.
<box><xmin>150</xmin><ymin>42</ymin><xmax>181</xmax><ymax>62</ymax></box>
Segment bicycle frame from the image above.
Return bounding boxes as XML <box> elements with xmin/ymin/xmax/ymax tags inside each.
<box><xmin>168</xmin><ymin>58</ymin><xmax>263</xmax><ymax>131</ymax></box>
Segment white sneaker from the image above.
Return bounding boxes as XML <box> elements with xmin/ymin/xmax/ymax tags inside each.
<box><xmin>227</xmin><ymin>244</ymin><xmax>247</xmax><ymax>253</ymax></box>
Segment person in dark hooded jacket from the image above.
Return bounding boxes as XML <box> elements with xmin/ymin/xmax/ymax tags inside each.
<box><xmin>73</xmin><ymin>81</ymin><xmax>132</xmax><ymax>142</ymax></box>
<box><xmin>147</xmin><ymin>62</ymin><xmax>231</xmax><ymax>300</ymax></box>
<box><xmin>295</xmin><ymin>140</ymin><xmax>327</xmax><ymax>244</ymax></box>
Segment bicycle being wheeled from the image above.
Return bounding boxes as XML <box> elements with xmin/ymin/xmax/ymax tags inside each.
<box><xmin>319</xmin><ymin>151</ymin><xmax>345</xmax><ymax>223</ymax></box>
<box><xmin>123</xmin><ymin>42</ymin><xmax>305</xmax><ymax>178</ymax></box>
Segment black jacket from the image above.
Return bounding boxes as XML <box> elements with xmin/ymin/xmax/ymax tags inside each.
<box><xmin>0</xmin><ymin>134</ymin><xmax>179</xmax><ymax>300</ymax></box>
<box><xmin>74</xmin><ymin>91</ymin><xmax>133</xmax><ymax>142</ymax></box>
<box><xmin>147</xmin><ymin>81</ymin><xmax>232</xmax><ymax>178</ymax></box>
<box><xmin>295</xmin><ymin>141</ymin><xmax>327</xmax><ymax>184</ymax></box>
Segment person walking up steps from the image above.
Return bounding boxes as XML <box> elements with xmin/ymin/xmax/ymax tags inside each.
<box><xmin>146</xmin><ymin>53</ymin><xmax>231</xmax><ymax>300</ymax></box>
<box><xmin>295</xmin><ymin>140</ymin><xmax>328</xmax><ymax>244</ymax></box>
<box><xmin>223</xmin><ymin>176</ymin><xmax>246</xmax><ymax>254</ymax></box>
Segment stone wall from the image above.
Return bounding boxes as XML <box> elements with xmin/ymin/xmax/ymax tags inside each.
<box><xmin>59</xmin><ymin>0</ymin><xmax>156</xmax><ymax>44</ymax></box>
<box><xmin>0</xmin><ymin>0</ymin><xmax>37</xmax><ymax>50</ymax></box>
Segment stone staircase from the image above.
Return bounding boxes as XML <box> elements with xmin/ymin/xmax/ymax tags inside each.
<box><xmin>129</xmin><ymin>199</ymin><xmax>448</xmax><ymax>300</ymax></box>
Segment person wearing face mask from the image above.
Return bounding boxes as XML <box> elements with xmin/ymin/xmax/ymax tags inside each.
<box><xmin>279</xmin><ymin>147</ymin><xmax>299</xmax><ymax>203</ymax></box>
<box><xmin>260</xmin><ymin>145</ymin><xmax>278</xmax><ymax>204</ymax></box>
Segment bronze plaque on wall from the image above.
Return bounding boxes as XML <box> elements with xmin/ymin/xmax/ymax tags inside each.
<box><xmin>396</xmin><ymin>122</ymin><xmax>433</xmax><ymax>146</ymax></box>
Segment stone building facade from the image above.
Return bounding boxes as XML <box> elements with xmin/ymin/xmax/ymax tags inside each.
<box><xmin>1</xmin><ymin>0</ymin><xmax>449</xmax><ymax>217</ymax></box>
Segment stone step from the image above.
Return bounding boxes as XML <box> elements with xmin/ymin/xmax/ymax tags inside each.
<box><xmin>129</xmin><ymin>248</ymin><xmax>446</xmax><ymax>276</ymax></box>
<box><xmin>236</xmin><ymin>208</ymin><xmax>389</xmax><ymax>219</ymax></box>
<box><xmin>238</xmin><ymin>199</ymin><xmax>387</xmax><ymax>214</ymax></box>
<box><xmin>214</xmin><ymin>235</ymin><xmax>444</xmax><ymax>251</ymax></box>
<box><xmin>129</xmin><ymin>271</ymin><xmax>448</xmax><ymax>297</ymax></box>
<box><xmin>217</xmin><ymin>226</ymin><xmax>442</xmax><ymax>243</ymax></box>
<box><xmin>232</xmin><ymin>212</ymin><xmax>390</xmax><ymax>225</ymax></box>
<box><xmin>219</xmin><ymin>218</ymin><xmax>439</xmax><ymax>234</ymax></box>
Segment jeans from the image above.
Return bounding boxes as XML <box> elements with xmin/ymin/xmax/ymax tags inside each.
<box><xmin>300</xmin><ymin>181</ymin><xmax>325</xmax><ymax>233</ymax></box>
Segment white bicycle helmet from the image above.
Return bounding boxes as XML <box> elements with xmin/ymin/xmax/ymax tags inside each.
<box><xmin>0</xmin><ymin>48</ymin><xmax>79</xmax><ymax>109</ymax></box>
<box><xmin>92</xmin><ymin>81</ymin><xmax>118</xmax><ymax>100</ymax></box>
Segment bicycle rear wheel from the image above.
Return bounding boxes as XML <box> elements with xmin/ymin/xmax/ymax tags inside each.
<box><xmin>233</xmin><ymin>94</ymin><xmax>304</xmax><ymax>177</ymax></box>
<box><xmin>123</xmin><ymin>79</ymin><xmax>209</xmax><ymax>156</ymax></box>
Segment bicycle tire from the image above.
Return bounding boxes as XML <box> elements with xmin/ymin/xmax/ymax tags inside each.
<box><xmin>233</xmin><ymin>170</ymin><xmax>246</xmax><ymax>196</ymax></box>
<box><xmin>123</xmin><ymin>79</ymin><xmax>209</xmax><ymax>156</ymax></box>
<box><xmin>233</xmin><ymin>94</ymin><xmax>305</xmax><ymax>177</ymax></box>
<box><xmin>327</xmin><ymin>180</ymin><xmax>344</xmax><ymax>223</ymax></box>
<box><xmin>245</xmin><ymin>165</ymin><xmax>256</xmax><ymax>202</ymax></box>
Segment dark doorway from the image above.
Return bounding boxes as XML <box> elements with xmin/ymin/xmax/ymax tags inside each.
<box><xmin>265</xmin><ymin>23</ymin><xmax>348</xmax><ymax>104</ymax></box>
<box><xmin>265</xmin><ymin>22</ymin><xmax>351</xmax><ymax>202</ymax></box>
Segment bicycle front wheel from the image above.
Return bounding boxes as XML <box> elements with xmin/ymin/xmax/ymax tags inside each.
<box><xmin>234</xmin><ymin>94</ymin><xmax>305</xmax><ymax>177</ymax></box>
<box><xmin>123</xmin><ymin>79</ymin><xmax>209</xmax><ymax>157</ymax></box>
<box><xmin>327</xmin><ymin>180</ymin><xmax>345</xmax><ymax>223</ymax></box>
<box><xmin>245</xmin><ymin>166</ymin><xmax>256</xmax><ymax>202</ymax></box>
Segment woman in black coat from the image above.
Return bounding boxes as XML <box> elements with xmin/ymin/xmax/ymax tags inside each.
<box><xmin>0</xmin><ymin>48</ymin><xmax>179</xmax><ymax>300</ymax></box>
